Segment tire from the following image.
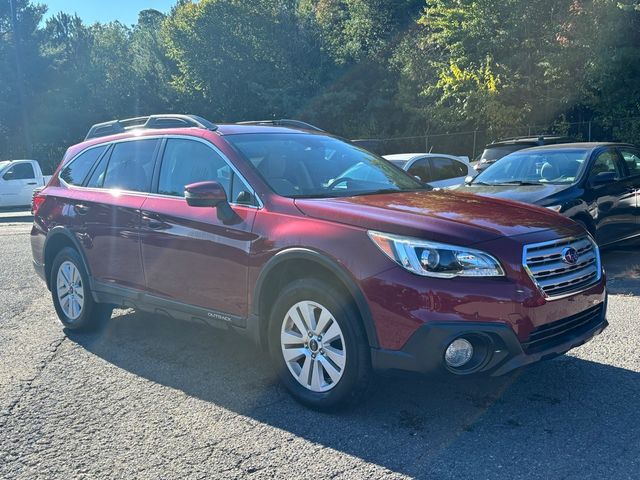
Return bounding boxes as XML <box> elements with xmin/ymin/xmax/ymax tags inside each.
<box><xmin>50</xmin><ymin>247</ymin><xmax>112</xmax><ymax>332</ymax></box>
<box><xmin>268</xmin><ymin>278</ymin><xmax>371</xmax><ymax>410</ymax></box>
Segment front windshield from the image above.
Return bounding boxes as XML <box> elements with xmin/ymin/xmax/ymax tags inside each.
<box><xmin>474</xmin><ymin>149</ymin><xmax>589</xmax><ymax>185</ymax></box>
<box><xmin>227</xmin><ymin>133</ymin><xmax>424</xmax><ymax>198</ymax></box>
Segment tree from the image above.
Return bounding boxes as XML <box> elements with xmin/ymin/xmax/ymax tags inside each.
<box><xmin>394</xmin><ymin>0</ymin><xmax>587</xmax><ymax>136</ymax></box>
<box><xmin>0</xmin><ymin>0</ymin><xmax>46</xmax><ymax>157</ymax></box>
<box><xmin>162</xmin><ymin>0</ymin><xmax>330</xmax><ymax>121</ymax></box>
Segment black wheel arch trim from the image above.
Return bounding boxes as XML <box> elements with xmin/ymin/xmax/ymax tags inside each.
<box><xmin>43</xmin><ymin>226</ymin><xmax>95</xmax><ymax>294</ymax></box>
<box><xmin>250</xmin><ymin>247</ymin><xmax>380</xmax><ymax>349</ymax></box>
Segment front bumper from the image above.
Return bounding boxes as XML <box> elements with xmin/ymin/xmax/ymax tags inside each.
<box><xmin>371</xmin><ymin>297</ymin><xmax>608</xmax><ymax>376</ymax></box>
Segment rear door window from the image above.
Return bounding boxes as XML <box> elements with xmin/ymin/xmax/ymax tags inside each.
<box><xmin>97</xmin><ymin>139</ymin><xmax>159</xmax><ymax>192</ymax></box>
<box><xmin>60</xmin><ymin>146</ymin><xmax>107</xmax><ymax>186</ymax></box>
<box><xmin>429</xmin><ymin>157</ymin><xmax>467</xmax><ymax>181</ymax></box>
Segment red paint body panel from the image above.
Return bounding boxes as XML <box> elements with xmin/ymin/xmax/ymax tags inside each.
<box><xmin>295</xmin><ymin>191</ymin><xmax>582</xmax><ymax>246</ymax></box>
<box><xmin>360</xmin><ymin>233</ymin><xmax>606</xmax><ymax>349</ymax></box>
<box><xmin>139</xmin><ymin>195</ymin><xmax>257</xmax><ymax>317</ymax></box>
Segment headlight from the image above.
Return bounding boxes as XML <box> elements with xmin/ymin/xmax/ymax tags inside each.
<box><xmin>368</xmin><ymin>231</ymin><xmax>505</xmax><ymax>278</ymax></box>
<box><xmin>545</xmin><ymin>205</ymin><xmax>562</xmax><ymax>213</ymax></box>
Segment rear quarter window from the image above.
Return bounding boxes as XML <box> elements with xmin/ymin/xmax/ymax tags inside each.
<box><xmin>60</xmin><ymin>146</ymin><xmax>107</xmax><ymax>186</ymax></box>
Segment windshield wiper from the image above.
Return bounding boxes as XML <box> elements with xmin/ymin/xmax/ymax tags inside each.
<box><xmin>488</xmin><ymin>181</ymin><xmax>544</xmax><ymax>186</ymax></box>
<box><xmin>469</xmin><ymin>180</ymin><xmax>494</xmax><ymax>186</ymax></box>
<box><xmin>349</xmin><ymin>187</ymin><xmax>430</xmax><ymax>197</ymax></box>
<box><xmin>352</xmin><ymin>188</ymin><xmax>402</xmax><ymax>196</ymax></box>
<box><xmin>291</xmin><ymin>193</ymin><xmax>343</xmax><ymax>199</ymax></box>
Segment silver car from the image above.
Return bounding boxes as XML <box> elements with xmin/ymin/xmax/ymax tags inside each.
<box><xmin>384</xmin><ymin>153</ymin><xmax>474</xmax><ymax>189</ymax></box>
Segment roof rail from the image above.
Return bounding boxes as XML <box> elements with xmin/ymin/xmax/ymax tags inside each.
<box><xmin>491</xmin><ymin>134</ymin><xmax>572</xmax><ymax>143</ymax></box>
<box><xmin>85</xmin><ymin>114</ymin><xmax>218</xmax><ymax>140</ymax></box>
<box><xmin>236</xmin><ymin>119</ymin><xmax>324</xmax><ymax>132</ymax></box>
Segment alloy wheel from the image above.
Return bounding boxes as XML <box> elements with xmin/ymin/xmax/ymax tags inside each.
<box><xmin>56</xmin><ymin>260</ymin><xmax>85</xmax><ymax>321</ymax></box>
<box><xmin>280</xmin><ymin>300</ymin><xmax>347</xmax><ymax>392</ymax></box>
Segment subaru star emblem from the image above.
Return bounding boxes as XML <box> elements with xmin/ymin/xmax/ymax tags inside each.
<box><xmin>562</xmin><ymin>247</ymin><xmax>579</xmax><ymax>265</ymax></box>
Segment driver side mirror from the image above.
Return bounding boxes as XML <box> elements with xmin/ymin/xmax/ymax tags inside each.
<box><xmin>464</xmin><ymin>175</ymin><xmax>474</xmax><ymax>185</ymax></box>
<box><xmin>590</xmin><ymin>171</ymin><xmax>616</xmax><ymax>186</ymax></box>
<box><xmin>185</xmin><ymin>181</ymin><xmax>226</xmax><ymax>207</ymax></box>
<box><xmin>185</xmin><ymin>181</ymin><xmax>239</xmax><ymax>224</ymax></box>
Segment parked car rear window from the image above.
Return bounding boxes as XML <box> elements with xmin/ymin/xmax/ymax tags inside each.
<box><xmin>228</xmin><ymin>134</ymin><xmax>423</xmax><ymax>198</ymax></box>
<box><xmin>158</xmin><ymin>139</ymin><xmax>231</xmax><ymax>197</ymax></box>
<box><xmin>96</xmin><ymin>139</ymin><xmax>158</xmax><ymax>192</ymax></box>
<box><xmin>480</xmin><ymin>144</ymin><xmax>529</xmax><ymax>161</ymax></box>
<box><xmin>60</xmin><ymin>146</ymin><xmax>107</xmax><ymax>186</ymax></box>
<box><xmin>474</xmin><ymin>149</ymin><xmax>589</xmax><ymax>185</ymax></box>
<box><xmin>3</xmin><ymin>162</ymin><xmax>35</xmax><ymax>180</ymax></box>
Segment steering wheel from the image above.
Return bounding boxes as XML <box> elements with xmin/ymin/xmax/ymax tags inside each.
<box><xmin>326</xmin><ymin>177</ymin><xmax>357</xmax><ymax>190</ymax></box>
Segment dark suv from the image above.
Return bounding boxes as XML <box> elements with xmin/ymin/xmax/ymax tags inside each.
<box><xmin>31</xmin><ymin>115</ymin><xmax>607</xmax><ymax>409</ymax></box>
<box><xmin>473</xmin><ymin>136</ymin><xmax>574</xmax><ymax>173</ymax></box>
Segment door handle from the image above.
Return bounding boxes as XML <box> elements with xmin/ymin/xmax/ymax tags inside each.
<box><xmin>141</xmin><ymin>214</ymin><xmax>164</xmax><ymax>229</ymax></box>
<box><xmin>74</xmin><ymin>203</ymin><xmax>90</xmax><ymax>215</ymax></box>
<box><xmin>27</xmin><ymin>182</ymin><xmax>37</xmax><ymax>185</ymax></box>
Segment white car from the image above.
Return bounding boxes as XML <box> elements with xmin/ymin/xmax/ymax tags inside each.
<box><xmin>0</xmin><ymin>160</ymin><xmax>51</xmax><ymax>208</ymax></box>
<box><xmin>384</xmin><ymin>153</ymin><xmax>474</xmax><ymax>189</ymax></box>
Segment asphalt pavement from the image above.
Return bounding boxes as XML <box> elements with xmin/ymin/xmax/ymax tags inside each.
<box><xmin>0</xmin><ymin>218</ymin><xmax>639</xmax><ymax>479</ymax></box>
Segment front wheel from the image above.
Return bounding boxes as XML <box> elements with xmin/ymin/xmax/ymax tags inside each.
<box><xmin>268</xmin><ymin>279</ymin><xmax>371</xmax><ymax>410</ymax></box>
<box><xmin>50</xmin><ymin>247</ymin><xmax>112</xmax><ymax>332</ymax></box>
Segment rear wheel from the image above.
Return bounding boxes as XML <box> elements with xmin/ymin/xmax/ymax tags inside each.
<box><xmin>268</xmin><ymin>279</ymin><xmax>371</xmax><ymax>410</ymax></box>
<box><xmin>51</xmin><ymin>247</ymin><xmax>112</xmax><ymax>331</ymax></box>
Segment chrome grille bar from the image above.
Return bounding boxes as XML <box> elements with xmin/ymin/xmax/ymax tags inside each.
<box><xmin>523</xmin><ymin>235</ymin><xmax>601</xmax><ymax>299</ymax></box>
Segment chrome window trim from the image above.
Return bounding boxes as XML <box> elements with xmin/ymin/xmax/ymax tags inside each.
<box><xmin>58</xmin><ymin>134</ymin><xmax>263</xmax><ymax>209</ymax></box>
<box><xmin>522</xmin><ymin>234</ymin><xmax>602</xmax><ymax>301</ymax></box>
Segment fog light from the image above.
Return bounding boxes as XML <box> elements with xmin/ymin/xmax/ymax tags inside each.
<box><xmin>445</xmin><ymin>338</ymin><xmax>474</xmax><ymax>368</ymax></box>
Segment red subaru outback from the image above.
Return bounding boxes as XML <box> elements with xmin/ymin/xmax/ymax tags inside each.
<box><xmin>31</xmin><ymin>115</ymin><xmax>607</xmax><ymax>409</ymax></box>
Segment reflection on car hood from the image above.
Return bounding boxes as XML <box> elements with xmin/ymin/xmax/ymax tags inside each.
<box><xmin>294</xmin><ymin>190</ymin><xmax>579</xmax><ymax>246</ymax></box>
<box><xmin>458</xmin><ymin>183</ymin><xmax>572</xmax><ymax>204</ymax></box>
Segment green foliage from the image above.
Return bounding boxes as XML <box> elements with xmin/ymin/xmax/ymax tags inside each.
<box><xmin>299</xmin><ymin>0</ymin><xmax>423</xmax><ymax>63</ymax></box>
<box><xmin>162</xmin><ymin>0</ymin><xmax>332</xmax><ymax>120</ymax></box>
<box><xmin>1</xmin><ymin>0</ymin><xmax>640</xmax><ymax>169</ymax></box>
<box><xmin>0</xmin><ymin>0</ymin><xmax>47</xmax><ymax>158</ymax></box>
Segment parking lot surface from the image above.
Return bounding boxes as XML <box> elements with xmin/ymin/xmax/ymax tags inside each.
<box><xmin>1</xmin><ymin>218</ymin><xmax>639</xmax><ymax>479</ymax></box>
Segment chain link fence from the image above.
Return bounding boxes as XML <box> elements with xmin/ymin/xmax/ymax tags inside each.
<box><xmin>355</xmin><ymin>117</ymin><xmax>640</xmax><ymax>160</ymax></box>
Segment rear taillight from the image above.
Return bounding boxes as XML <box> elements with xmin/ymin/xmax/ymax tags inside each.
<box><xmin>31</xmin><ymin>189</ymin><xmax>46</xmax><ymax>215</ymax></box>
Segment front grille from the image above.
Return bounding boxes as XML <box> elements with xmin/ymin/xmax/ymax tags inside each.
<box><xmin>522</xmin><ymin>304</ymin><xmax>604</xmax><ymax>353</ymax></box>
<box><xmin>523</xmin><ymin>236</ymin><xmax>601</xmax><ymax>298</ymax></box>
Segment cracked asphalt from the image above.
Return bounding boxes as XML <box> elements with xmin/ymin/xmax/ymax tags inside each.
<box><xmin>1</xmin><ymin>218</ymin><xmax>639</xmax><ymax>479</ymax></box>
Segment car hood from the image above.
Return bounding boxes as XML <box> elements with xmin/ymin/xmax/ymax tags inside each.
<box><xmin>459</xmin><ymin>183</ymin><xmax>572</xmax><ymax>204</ymax></box>
<box><xmin>294</xmin><ymin>190</ymin><xmax>579</xmax><ymax>247</ymax></box>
